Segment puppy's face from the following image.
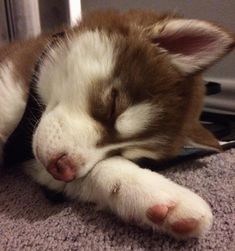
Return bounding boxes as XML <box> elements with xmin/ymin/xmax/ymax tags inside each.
<box><xmin>32</xmin><ymin>12</ymin><xmax>235</xmax><ymax>182</ymax></box>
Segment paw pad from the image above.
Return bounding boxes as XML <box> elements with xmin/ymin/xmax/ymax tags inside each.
<box><xmin>146</xmin><ymin>204</ymin><xmax>173</xmax><ymax>224</ymax></box>
<box><xmin>146</xmin><ymin>203</ymin><xmax>200</xmax><ymax>235</ymax></box>
<box><xmin>171</xmin><ymin>218</ymin><xmax>198</xmax><ymax>234</ymax></box>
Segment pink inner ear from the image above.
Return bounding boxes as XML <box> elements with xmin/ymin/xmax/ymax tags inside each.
<box><xmin>152</xmin><ymin>32</ymin><xmax>218</xmax><ymax>55</ymax></box>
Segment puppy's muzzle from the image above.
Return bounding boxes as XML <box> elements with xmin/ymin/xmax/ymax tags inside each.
<box><xmin>46</xmin><ymin>154</ymin><xmax>76</xmax><ymax>182</ymax></box>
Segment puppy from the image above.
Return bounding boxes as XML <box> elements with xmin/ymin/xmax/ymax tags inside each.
<box><xmin>0</xmin><ymin>10</ymin><xmax>234</xmax><ymax>238</ymax></box>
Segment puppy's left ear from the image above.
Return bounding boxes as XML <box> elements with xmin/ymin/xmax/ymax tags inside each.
<box><xmin>186</xmin><ymin>123</ymin><xmax>222</xmax><ymax>152</ymax></box>
<box><xmin>146</xmin><ymin>19</ymin><xmax>235</xmax><ymax>75</ymax></box>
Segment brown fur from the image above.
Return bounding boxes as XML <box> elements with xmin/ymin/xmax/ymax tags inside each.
<box><xmin>0</xmin><ymin>35</ymin><xmax>51</xmax><ymax>91</ymax></box>
<box><xmin>1</xmin><ymin>9</ymin><xmax>234</xmax><ymax>161</ymax></box>
<box><xmin>83</xmin><ymin>10</ymin><xmax>229</xmax><ymax>158</ymax></box>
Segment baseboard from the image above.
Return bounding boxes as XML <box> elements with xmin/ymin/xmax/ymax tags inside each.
<box><xmin>204</xmin><ymin>77</ymin><xmax>235</xmax><ymax>115</ymax></box>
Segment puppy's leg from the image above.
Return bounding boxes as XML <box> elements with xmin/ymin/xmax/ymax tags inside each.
<box><xmin>0</xmin><ymin>61</ymin><xmax>27</xmax><ymax>161</ymax></box>
<box><xmin>65</xmin><ymin>157</ymin><xmax>213</xmax><ymax>238</ymax></box>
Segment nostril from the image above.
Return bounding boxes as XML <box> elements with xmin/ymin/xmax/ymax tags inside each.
<box><xmin>47</xmin><ymin>154</ymin><xmax>76</xmax><ymax>182</ymax></box>
<box><xmin>56</xmin><ymin>154</ymin><xmax>67</xmax><ymax>173</ymax></box>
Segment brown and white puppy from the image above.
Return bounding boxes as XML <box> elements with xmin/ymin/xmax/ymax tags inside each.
<box><xmin>0</xmin><ymin>10</ymin><xmax>234</xmax><ymax>238</ymax></box>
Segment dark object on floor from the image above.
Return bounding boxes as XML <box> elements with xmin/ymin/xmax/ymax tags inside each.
<box><xmin>41</xmin><ymin>186</ymin><xmax>68</xmax><ymax>204</ymax></box>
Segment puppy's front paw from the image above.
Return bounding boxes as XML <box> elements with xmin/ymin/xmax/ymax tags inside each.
<box><xmin>110</xmin><ymin>169</ymin><xmax>213</xmax><ymax>238</ymax></box>
<box><xmin>73</xmin><ymin>157</ymin><xmax>213</xmax><ymax>239</ymax></box>
<box><xmin>145</xmin><ymin>191</ymin><xmax>213</xmax><ymax>238</ymax></box>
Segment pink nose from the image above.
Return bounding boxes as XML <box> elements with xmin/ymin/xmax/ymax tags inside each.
<box><xmin>47</xmin><ymin>154</ymin><xmax>76</xmax><ymax>182</ymax></box>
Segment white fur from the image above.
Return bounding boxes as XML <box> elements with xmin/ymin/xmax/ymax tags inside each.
<box><xmin>32</xmin><ymin>25</ymin><xmax>234</xmax><ymax>178</ymax></box>
<box><xmin>25</xmin><ymin>157</ymin><xmax>213</xmax><ymax>238</ymax></box>
<box><xmin>7</xmin><ymin>22</ymin><xmax>227</xmax><ymax>239</ymax></box>
<box><xmin>33</xmin><ymin>107</ymin><xmax>105</xmax><ymax>177</ymax></box>
<box><xmin>33</xmin><ymin>31</ymin><xmax>119</xmax><ymax>176</ymax></box>
<box><xmin>122</xmin><ymin>147</ymin><xmax>161</xmax><ymax>160</ymax></box>
<box><xmin>0</xmin><ymin>61</ymin><xmax>26</xmax><ymax>163</ymax></box>
<box><xmin>115</xmin><ymin>103</ymin><xmax>161</xmax><ymax>137</ymax></box>
<box><xmin>1</xmin><ymin>13</ymin><xmax>233</xmax><ymax>240</ymax></box>
<box><xmin>33</xmin><ymin>103</ymin><xmax>164</xmax><ymax>178</ymax></box>
<box><xmin>153</xmin><ymin>19</ymin><xmax>234</xmax><ymax>74</ymax></box>
<box><xmin>38</xmin><ymin>30</ymin><xmax>117</xmax><ymax>108</ymax></box>
<box><xmin>77</xmin><ymin>157</ymin><xmax>212</xmax><ymax>238</ymax></box>
<box><xmin>24</xmin><ymin>159</ymin><xmax>65</xmax><ymax>191</ymax></box>
<box><xmin>33</xmin><ymin>31</ymin><xmax>166</xmax><ymax>178</ymax></box>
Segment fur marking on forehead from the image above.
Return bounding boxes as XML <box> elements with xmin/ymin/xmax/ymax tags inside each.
<box><xmin>66</xmin><ymin>30</ymin><xmax>117</xmax><ymax>83</ymax></box>
<box><xmin>115</xmin><ymin>102</ymin><xmax>162</xmax><ymax>137</ymax></box>
<box><xmin>38</xmin><ymin>30</ymin><xmax>117</xmax><ymax>108</ymax></box>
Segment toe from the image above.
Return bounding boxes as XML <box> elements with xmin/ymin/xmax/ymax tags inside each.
<box><xmin>146</xmin><ymin>204</ymin><xmax>170</xmax><ymax>224</ymax></box>
<box><xmin>171</xmin><ymin>218</ymin><xmax>198</xmax><ymax>234</ymax></box>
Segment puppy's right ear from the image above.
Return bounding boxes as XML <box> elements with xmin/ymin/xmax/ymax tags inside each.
<box><xmin>145</xmin><ymin>18</ymin><xmax>235</xmax><ymax>75</ymax></box>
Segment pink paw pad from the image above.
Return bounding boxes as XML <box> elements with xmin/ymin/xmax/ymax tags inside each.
<box><xmin>171</xmin><ymin>218</ymin><xmax>198</xmax><ymax>234</ymax></box>
<box><xmin>146</xmin><ymin>203</ymin><xmax>175</xmax><ymax>224</ymax></box>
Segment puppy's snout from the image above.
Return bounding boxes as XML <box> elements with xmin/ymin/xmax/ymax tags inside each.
<box><xmin>47</xmin><ymin>154</ymin><xmax>76</xmax><ymax>182</ymax></box>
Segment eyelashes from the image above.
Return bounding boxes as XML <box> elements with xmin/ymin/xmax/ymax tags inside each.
<box><xmin>91</xmin><ymin>85</ymin><xmax>129</xmax><ymax>128</ymax></box>
<box><xmin>90</xmin><ymin>87</ymin><xmax>120</xmax><ymax>126</ymax></box>
<box><xmin>109</xmin><ymin>88</ymin><xmax>118</xmax><ymax>121</ymax></box>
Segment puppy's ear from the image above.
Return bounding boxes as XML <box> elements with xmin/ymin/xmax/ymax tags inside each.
<box><xmin>146</xmin><ymin>19</ymin><xmax>235</xmax><ymax>75</ymax></box>
<box><xmin>186</xmin><ymin>123</ymin><xmax>222</xmax><ymax>152</ymax></box>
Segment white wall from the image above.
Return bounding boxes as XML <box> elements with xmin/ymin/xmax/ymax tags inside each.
<box><xmin>10</xmin><ymin>0</ymin><xmax>41</xmax><ymax>40</ymax></box>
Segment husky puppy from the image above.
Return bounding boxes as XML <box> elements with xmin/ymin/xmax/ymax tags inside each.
<box><xmin>0</xmin><ymin>10</ymin><xmax>234</xmax><ymax>238</ymax></box>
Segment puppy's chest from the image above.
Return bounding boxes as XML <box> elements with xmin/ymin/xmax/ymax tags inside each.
<box><xmin>0</xmin><ymin>59</ymin><xmax>44</xmax><ymax>167</ymax></box>
<box><xmin>2</xmin><ymin>85</ymin><xmax>43</xmax><ymax>167</ymax></box>
<box><xmin>1</xmin><ymin>33</ymin><xmax>65</xmax><ymax>167</ymax></box>
<box><xmin>0</xmin><ymin>59</ymin><xmax>27</xmax><ymax>139</ymax></box>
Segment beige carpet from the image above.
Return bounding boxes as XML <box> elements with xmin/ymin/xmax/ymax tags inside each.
<box><xmin>0</xmin><ymin>149</ymin><xmax>234</xmax><ymax>250</ymax></box>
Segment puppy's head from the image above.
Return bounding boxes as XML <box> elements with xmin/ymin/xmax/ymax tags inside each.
<box><xmin>33</xmin><ymin>11</ymin><xmax>235</xmax><ymax>182</ymax></box>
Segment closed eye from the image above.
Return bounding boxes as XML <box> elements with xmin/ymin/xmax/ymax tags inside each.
<box><xmin>90</xmin><ymin>87</ymin><xmax>119</xmax><ymax>126</ymax></box>
<box><xmin>90</xmin><ymin>85</ymin><xmax>129</xmax><ymax>129</ymax></box>
<box><xmin>109</xmin><ymin>88</ymin><xmax>118</xmax><ymax>122</ymax></box>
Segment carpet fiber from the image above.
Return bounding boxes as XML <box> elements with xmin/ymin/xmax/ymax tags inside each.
<box><xmin>0</xmin><ymin>149</ymin><xmax>234</xmax><ymax>250</ymax></box>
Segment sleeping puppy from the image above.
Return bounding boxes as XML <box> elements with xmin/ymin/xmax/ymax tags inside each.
<box><xmin>0</xmin><ymin>10</ymin><xmax>234</xmax><ymax>238</ymax></box>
